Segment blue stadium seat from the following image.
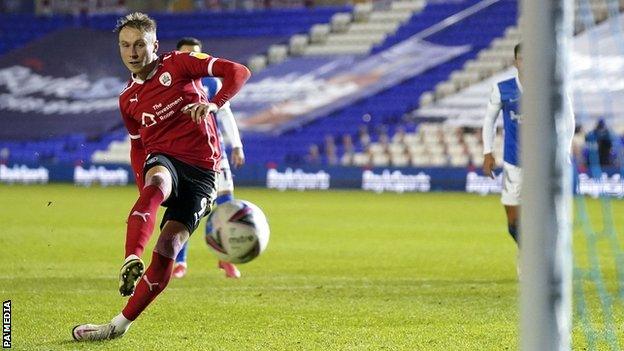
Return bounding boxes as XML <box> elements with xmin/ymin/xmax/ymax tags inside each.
<box><xmin>239</xmin><ymin>0</ymin><xmax>517</xmax><ymax>166</ymax></box>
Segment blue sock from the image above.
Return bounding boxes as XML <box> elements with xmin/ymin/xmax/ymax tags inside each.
<box><xmin>508</xmin><ymin>224</ymin><xmax>519</xmax><ymax>244</ymax></box>
<box><xmin>175</xmin><ymin>242</ymin><xmax>188</xmax><ymax>263</ymax></box>
<box><xmin>216</xmin><ymin>193</ymin><xmax>234</xmax><ymax>205</ymax></box>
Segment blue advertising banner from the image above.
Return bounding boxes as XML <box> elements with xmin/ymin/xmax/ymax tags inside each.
<box><xmin>3</xmin><ymin>162</ymin><xmax>623</xmax><ymax>198</ymax></box>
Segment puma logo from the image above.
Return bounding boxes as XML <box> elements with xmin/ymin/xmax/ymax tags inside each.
<box><xmin>143</xmin><ymin>275</ymin><xmax>159</xmax><ymax>292</ymax></box>
<box><xmin>131</xmin><ymin>211</ymin><xmax>150</xmax><ymax>222</ymax></box>
<box><xmin>130</xmin><ymin>94</ymin><xmax>138</xmax><ymax>103</ymax></box>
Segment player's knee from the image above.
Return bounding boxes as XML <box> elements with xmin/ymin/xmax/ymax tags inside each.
<box><xmin>155</xmin><ymin>231</ymin><xmax>189</xmax><ymax>259</ymax></box>
<box><xmin>145</xmin><ymin>172</ymin><xmax>172</xmax><ymax>195</ymax></box>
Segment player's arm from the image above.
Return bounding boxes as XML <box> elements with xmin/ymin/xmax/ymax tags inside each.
<box><xmin>177</xmin><ymin>53</ymin><xmax>251</xmax><ymax>123</ymax></box>
<box><xmin>120</xmin><ymin>107</ymin><xmax>146</xmax><ymax>190</ymax></box>
<box><xmin>482</xmin><ymin>84</ymin><xmax>502</xmax><ymax>179</ymax></box>
<box><xmin>209</xmin><ymin>58</ymin><xmax>251</xmax><ymax>108</ymax></box>
<box><xmin>217</xmin><ymin>101</ymin><xmax>245</xmax><ymax>168</ymax></box>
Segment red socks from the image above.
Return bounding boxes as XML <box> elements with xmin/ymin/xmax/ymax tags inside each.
<box><xmin>122</xmin><ymin>251</ymin><xmax>174</xmax><ymax>320</ymax></box>
<box><xmin>125</xmin><ymin>185</ymin><xmax>164</xmax><ymax>258</ymax></box>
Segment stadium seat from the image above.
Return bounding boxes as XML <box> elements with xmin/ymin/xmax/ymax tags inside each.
<box><xmin>390</xmin><ymin>153</ymin><xmax>410</xmax><ymax>167</ymax></box>
<box><xmin>371</xmin><ymin>152</ymin><xmax>390</xmax><ymax>167</ymax></box>
<box><xmin>352</xmin><ymin>152</ymin><xmax>370</xmax><ymax>166</ymax></box>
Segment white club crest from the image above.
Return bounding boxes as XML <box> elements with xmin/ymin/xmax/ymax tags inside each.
<box><xmin>159</xmin><ymin>72</ymin><xmax>172</xmax><ymax>87</ymax></box>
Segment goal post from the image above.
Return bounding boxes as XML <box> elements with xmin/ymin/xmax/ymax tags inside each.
<box><xmin>520</xmin><ymin>0</ymin><xmax>574</xmax><ymax>350</ymax></box>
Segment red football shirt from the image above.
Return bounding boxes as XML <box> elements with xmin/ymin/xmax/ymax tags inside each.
<box><xmin>119</xmin><ymin>51</ymin><xmax>233</xmax><ymax>171</ymax></box>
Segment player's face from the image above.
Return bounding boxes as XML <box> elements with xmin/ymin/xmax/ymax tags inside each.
<box><xmin>178</xmin><ymin>44</ymin><xmax>201</xmax><ymax>53</ymax></box>
<box><xmin>118</xmin><ymin>27</ymin><xmax>159</xmax><ymax>75</ymax></box>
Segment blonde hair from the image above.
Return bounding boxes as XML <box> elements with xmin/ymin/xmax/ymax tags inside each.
<box><xmin>114</xmin><ymin>12</ymin><xmax>157</xmax><ymax>34</ymax></box>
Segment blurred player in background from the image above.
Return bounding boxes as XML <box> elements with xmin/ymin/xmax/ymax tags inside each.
<box><xmin>482</xmin><ymin>44</ymin><xmax>523</xmax><ymax>246</ymax></box>
<box><xmin>482</xmin><ymin>43</ymin><xmax>574</xmax><ymax>248</ymax></box>
<box><xmin>173</xmin><ymin>37</ymin><xmax>244</xmax><ymax>279</ymax></box>
<box><xmin>72</xmin><ymin>12</ymin><xmax>250</xmax><ymax>341</ymax></box>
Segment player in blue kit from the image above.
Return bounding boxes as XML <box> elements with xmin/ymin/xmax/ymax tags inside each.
<box><xmin>482</xmin><ymin>43</ymin><xmax>575</xmax><ymax>248</ymax></box>
<box><xmin>482</xmin><ymin>44</ymin><xmax>523</xmax><ymax>245</ymax></box>
<box><xmin>173</xmin><ymin>37</ymin><xmax>244</xmax><ymax>279</ymax></box>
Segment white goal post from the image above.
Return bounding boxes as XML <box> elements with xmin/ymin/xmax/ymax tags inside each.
<box><xmin>520</xmin><ymin>0</ymin><xmax>574</xmax><ymax>350</ymax></box>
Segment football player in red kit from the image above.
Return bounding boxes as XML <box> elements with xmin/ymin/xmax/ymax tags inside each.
<box><xmin>72</xmin><ymin>12</ymin><xmax>250</xmax><ymax>341</ymax></box>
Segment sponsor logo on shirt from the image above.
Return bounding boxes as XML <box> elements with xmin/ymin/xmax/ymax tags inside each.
<box><xmin>141</xmin><ymin>112</ymin><xmax>157</xmax><ymax>127</ymax></box>
<box><xmin>189</xmin><ymin>52</ymin><xmax>210</xmax><ymax>60</ymax></box>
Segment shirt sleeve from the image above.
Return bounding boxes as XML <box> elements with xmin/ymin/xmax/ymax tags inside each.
<box><xmin>216</xmin><ymin>102</ymin><xmax>243</xmax><ymax>149</ymax></box>
<box><xmin>208</xmin><ymin>58</ymin><xmax>250</xmax><ymax>108</ymax></box>
<box><xmin>482</xmin><ymin>83</ymin><xmax>502</xmax><ymax>155</ymax></box>
<box><xmin>174</xmin><ymin>51</ymin><xmax>217</xmax><ymax>80</ymax></box>
<box><xmin>174</xmin><ymin>51</ymin><xmax>251</xmax><ymax>108</ymax></box>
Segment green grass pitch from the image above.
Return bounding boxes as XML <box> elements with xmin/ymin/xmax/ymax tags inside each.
<box><xmin>0</xmin><ymin>185</ymin><xmax>622</xmax><ymax>350</ymax></box>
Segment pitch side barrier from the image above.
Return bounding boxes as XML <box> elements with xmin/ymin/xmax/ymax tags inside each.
<box><xmin>1</xmin><ymin>163</ymin><xmax>622</xmax><ymax>197</ymax></box>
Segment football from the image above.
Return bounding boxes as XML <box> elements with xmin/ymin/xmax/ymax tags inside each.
<box><xmin>204</xmin><ymin>199</ymin><xmax>270</xmax><ymax>264</ymax></box>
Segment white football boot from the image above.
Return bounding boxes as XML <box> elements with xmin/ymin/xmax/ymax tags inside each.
<box><xmin>72</xmin><ymin>323</ymin><xmax>126</xmax><ymax>341</ymax></box>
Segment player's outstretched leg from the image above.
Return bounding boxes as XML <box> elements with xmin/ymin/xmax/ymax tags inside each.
<box><xmin>122</xmin><ymin>222</ymin><xmax>188</xmax><ymax>323</ymax></box>
<box><xmin>74</xmin><ymin>222</ymin><xmax>189</xmax><ymax>342</ymax></box>
<box><xmin>120</xmin><ymin>167</ymin><xmax>171</xmax><ymax>296</ymax></box>
<box><xmin>125</xmin><ymin>174</ymin><xmax>167</xmax><ymax>258</ymax></box>
<box><xmin>172</xmin><ymin>243</ymin><xmax>189</xmax><ymax>278</ymax></box>
<box><xmin>122</xmin><ymin>251</ymin><xmax>175</xmax><ymax>319</ymax></box>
